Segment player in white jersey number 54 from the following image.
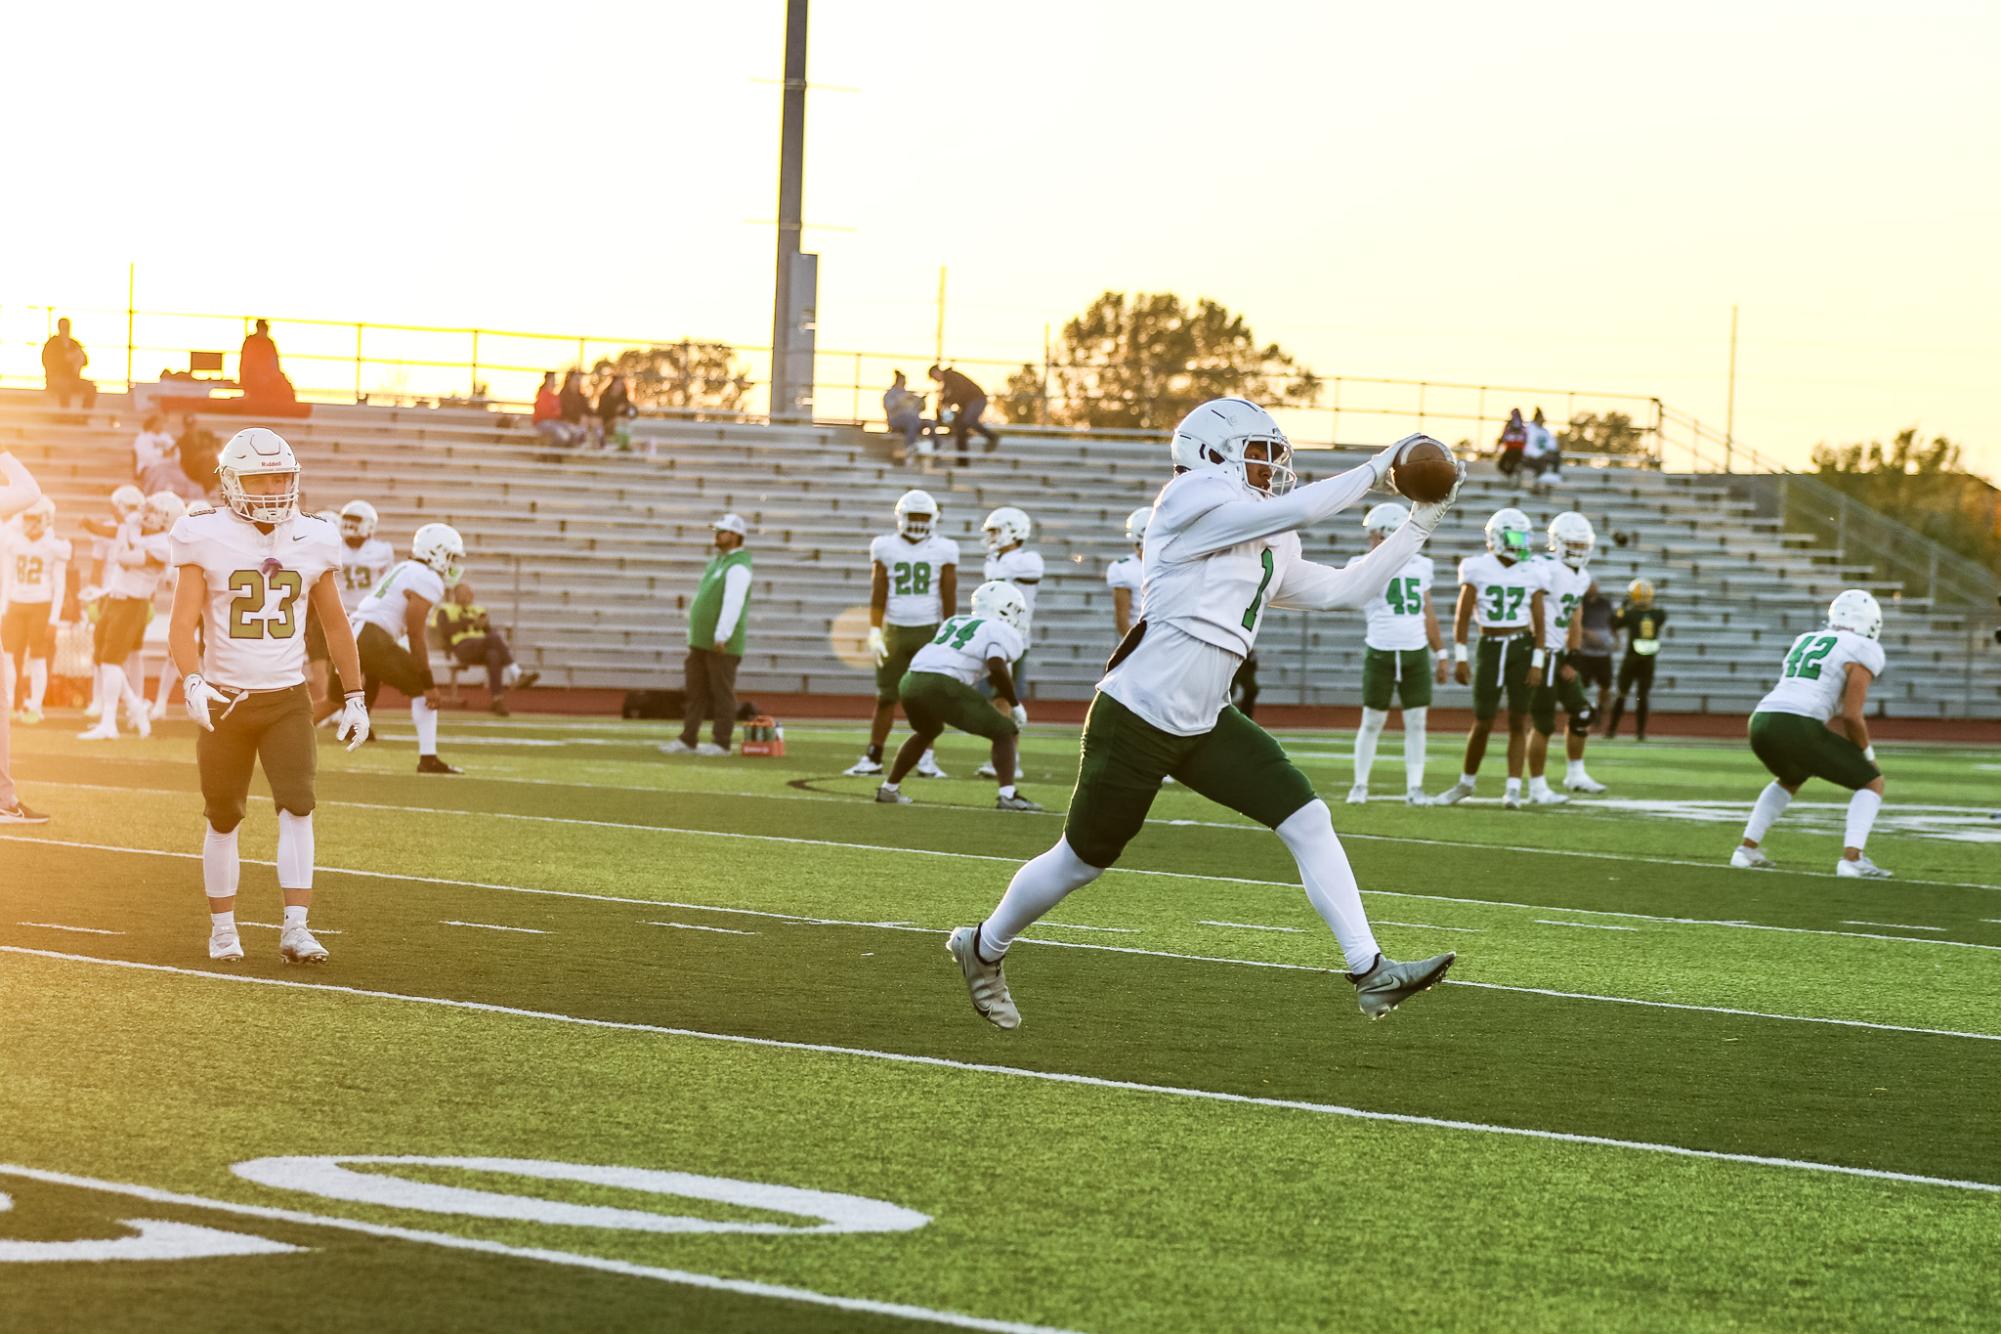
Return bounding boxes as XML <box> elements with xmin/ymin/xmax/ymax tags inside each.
<box><xmin>945</xmin><ymin>398</ymin><xmax>1466</xmax><ymax>1029</ymax></box>
<box><xmin>168</xmin><ymin>428</ymin><xmax>369</xmax><ymax>967</ymax></box>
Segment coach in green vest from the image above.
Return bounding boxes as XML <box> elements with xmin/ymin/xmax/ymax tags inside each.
<box><xmin>664</xmin><ymin>513</ymin><xmax>753</xmax><ymax>757</ymax></box>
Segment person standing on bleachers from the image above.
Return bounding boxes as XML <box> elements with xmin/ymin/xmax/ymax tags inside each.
<box><xmin>41</xmin><ymin>317</ymin><xmax>95</xmax><ymax>411</ymax></box>
<box><xmin>664</xmin><ymin>513</ymin><xmax>752</xmax><ymax>757</ymax></box>
<box><xmin>929</xmin><ymin>364</ymin><xmax>999</xmax><ymax>460</ymax></box>
<box><xmin>0</xmin><ymin>449</ymin><xmax>51</xmax><ymax>823</ymax></box>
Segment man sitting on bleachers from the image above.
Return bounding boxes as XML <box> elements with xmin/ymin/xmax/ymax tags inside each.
<box><xmin>432</xmin><ymin>582</ymin><xmax>537</xmax><ymax>715</ymax></box>
<box><xmin>239</xmin><ymin>319</ymin><xmax>298</xmax><ymax>408</ymax></box>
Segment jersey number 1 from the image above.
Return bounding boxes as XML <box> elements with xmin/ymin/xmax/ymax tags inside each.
<box><xmin>228</xmin><ymin>569</ymin><xmax>305</xmax><ymax>641</ymax></box>
<box><xmin>1241</xmin><ymin>549</ymin><xmax>1276</xmax><ymax>631</ymax></box>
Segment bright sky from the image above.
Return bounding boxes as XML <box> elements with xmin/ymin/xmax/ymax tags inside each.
<box><xmin>2</xmin><ymin>0</ymin><xmax>1995</xmax><ymax>477</ymax></box>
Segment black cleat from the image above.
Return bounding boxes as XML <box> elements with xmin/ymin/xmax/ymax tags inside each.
<box><xmin>416</xmin><ymin>755</ymin><xmax>462</xmax><ymax>775</ymax></box>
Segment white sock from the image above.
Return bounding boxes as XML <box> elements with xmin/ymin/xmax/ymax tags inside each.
<box><xmin>983</xmin><ymin>837</ymin><xmax>1101</xmax><ymax>956</ymax></box>
<box><xmin>412</xmin><ymin>697</ymin><xmax>439</xmax><ymax>755</ymax></box>
<box><xmin>277</xmin><ymin>810</ymin><xmax>315</xmax><ymax>890</ymax></box>
<box><xmin>155</xmin><ymin>656</ymin><xmax>175</xmax><ymax>705</ymax></box>
<box><xmin>1459</xmin><ymin>772</ymin><xmax>1477</xmax><ymax>790</ymax></box>
<box><xmin>998</xmin><ymin>783</ymin><xmax>1017</xmax><ymax>799</ymax></box>
<box><xmin>27</xmin><ymin>659</ymin><xmax>48</xmax><ymax>710</ymax></box>
<box><xmin>203</xmin><ymin>826</ymin><xmax>240</xmax><ymax>899</ymax></box>
<box><xmin>120</xmin><ymin>661</ymin><xmax>142</xmax><ymax>707</ymax></box>
<box><xmin>1505</xmin><ymin>776</ymin><xmax>1523</xmax><ymax>797</ymax></box>
<box><xmin>1402</xmin><ymin>707</ymin><xmax>1427</xmax><ymax>790</ymax></box>
<box><xmin>1565</xmin><ymin>757</ymin><xmax>1589</xmax><ymax>784</ymax></box>
<box><xmin>1274</xmin><ymin>800</ymin><xmax>1381</xmax><ymax>974</ymax></box>
<box><xmin>1743</xmin><ymin>782</ymin><xmax>1792</xmax><ymax>844</ymax></box>
<box><xmin>95</xmin><ymin>665</ymin><xmax>123</xmax><ymax>729</ymax></box>
<box><xmin>209</xmin><ymin>910</ymin><xmax>235</xmax><ymax>932</ymax></box>
<box><xmin>87</xmin><ymin>663</ymin><xmax>103</xmax><ymax>715</ymax></box>
<box><xmin>921</xmin><ymin>748</ymin><xmax>937</xmax><ymax>768</ymax></box>
<box><xmin>502</xmin><ymin>663</ymin><xmax>522</xmax><ymax>687</ymax></box>
<box><xmin>1844</xmin><ymin>788</ymin><xmax>1882</xmax><ymax>853</ymax></box>
<box><xmin>880</xmin><ymin>780</ymin><xmax>899</xmax><ymax>793</ymax></box>
<box><xmin>1529</xmin><ymin>775</ymin><xmax>1551</xmax><ymax>796</ymax></box>
<box><xmin>1353</xmin><ymin>707</ymin><xmax>1387</xmax><ymax>787</ymax></box>
<box><xmin>283</xmin><ymin>905</ymin><xmax>308</xmax><ymax>930</ymax></box>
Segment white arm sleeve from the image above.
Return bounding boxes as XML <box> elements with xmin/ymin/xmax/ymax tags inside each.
<box><xmin>1269</xmin><ymin>521</ymin><xmax>1426</xmax><ymax>612</ymax></box>
<box><xmin>0</xmin><ymin>453</ymin><xmax>42</xmax><ymax>518</ymax></box>
<box><xmin>1164</xmin><ymin>463</ymin><xmax>1378</xmax><ymax>561</ymax></box>
<box><xmin>712</xmin><ymin>563</ymin><xmax>753</xmax><ymax>642</ymax></box>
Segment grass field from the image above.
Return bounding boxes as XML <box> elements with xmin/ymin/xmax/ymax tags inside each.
<box><xmin>3</xmin><ymin>711</ymin><xmax>1999</xmax><ymax>1332</ymax></box>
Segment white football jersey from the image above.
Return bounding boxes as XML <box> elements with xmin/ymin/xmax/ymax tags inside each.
<box><xmin>1459</xmin><ymin>552</ymin><xmax>1540</xmax><ymax>631</ymax></box>
<box><xmin>984</xmin><ymin>547</ymin><xmax>1045</xmax><ymax>642</ymax></box>
<box><xmin>351</xmin><ymin>560</ymin><xmax>447</xmax><ymax>646</ymax></box>
<box><xmin>4</xmin><ymin>530</ymin><xmax>73</xmax><ymax>606</ymax></box>
<box><xmin>869</xmin><ymin>531</ymin><xmax>959</xmax><ymax>627</ymax></box>
<box><xmin>1755</xmin><ymin>628</ymin><xmax>1886</xmax><ymax>723</ymax></box>
<box><xmin>1350</xmin><ymin>552</ymin><xmax>1434</xmax><ymax>652</ymax></box>
<box><xmin>907</xmin><ymin>612</ymin><xmax>1025</xmax><ymax>687</ymax></box>
<box><xmin>103</xmin><ymin>520</ymin><xmax>173</xmax><ymax>600</ymax></box>
<box><xmin>1533</xmin><ymin>556</ymin><xmax>1593</xmax><ymax>651</ymax></box>
<box><xmin>1106</xmin><ymin>554</ymin><xmax>1142</xmax><ymax>595</ymax></box>
<box><xmin>339</xmin><ymin>537</ymin><xmax>396</xmax><ymax>613</ymax></box>
<box><xmin>170</xmin><ymin>508</ymin><xmax>342</xmax><ymax>691</ymax></box>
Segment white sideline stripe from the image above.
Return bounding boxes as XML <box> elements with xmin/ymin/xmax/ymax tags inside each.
<box><xmin>10</xmin><ymin>835</ymin><xmax>2001</xmax><ymax>1043</ymax></box>
<box><xmin>1030</xmin><ymin>923</ymin><xmax>1138</xmax><ymax>934</ymax></box>
<box><xmin>648</xmin><ymin>921</ymin><xmax>758</xmax><ymax>937</ymax></box>
<box><xmin>442</xmin><ymin>921</ymin><xmax>549</xmax><ymax>935</ymax></box>
<box><xmin>15</xmin><ymin>921</ymin><xmax>123</xmax><ymax>936</ymax></box>
<box><xmin>6</xmin><ymin>946</ymin><xmax>2000</xmax><ymax>1200</ymax></box>
<box><xmin>1842</xmin><ymin>921</ymin><xmax>1947</xmax><ymax>933</ymax></box>
<box><xmin>1198</xmin><ymin>920</ymin><xmax>1304</xmax><ymax>934</ymax></box>
<box><xmin>1536</xmin><ymin>920</ymin><xmax>1641</xmax><ymax>933</ymax></box>
<box><xmin>1374</xmin><ymin>920</ymin><xmax>1484</xmax><ymax>934</ymax></box>
<box><xmin>30</xmin><ymin>778</ymin><xmax>2001</xmax><ymax>894</ymax></box>
<box><xmin>0</xmin><ymin>1163</ymin><xmax>1071</xmax><ymax>1334</ymax></box>
<box><xmin>239</xmin><ymin>922</ymin><xmax>345</xmax><ymax>935</ymax></box>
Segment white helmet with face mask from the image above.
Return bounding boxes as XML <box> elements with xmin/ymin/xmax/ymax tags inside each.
<box><xmin>411</xmin><ymin>522</ymin><xmax>466</xmax><ymax>589</ymax></box>
<box><xmin>1827</xmin><ymin>588</ymin><xmax>1883</xmax><ymax>641</ymax></box>
<box><xmin>216</xmin><ymin>428</ymin><xmax>301</xmax><ymax>525</ymax></box>
<box><xmin>1123</xmin><ymin>506</ymin><xmax>1152</xmax><ymax>548</ymax></box>
<box><xmin>1547</xmin><ymin>511</ymin><xmax>1595</xmax><ymax>569</ymax></box>
<box><xmin>894</xmin><ymin>489</ymin><xmax>938</xmax><ymax>540</ymax></box>
<box><xmin>1168</xmin><ymin>397</ymin><xmax>1296</xmax><ymax>496</ymax></box>
<box><xmin>969</xmin><ymin>579</ymin><xmax>1029</xmax><ymax>633</ymax></box>
<box><xmin>1363</xmin><ymin>502</ymin><xmax>1409</xmax><ymax>541</ymax></box>
<box><xmin>982</xmin><ymin>506</ymin><xmax>1032</xmax><ymax>555</ymax></box>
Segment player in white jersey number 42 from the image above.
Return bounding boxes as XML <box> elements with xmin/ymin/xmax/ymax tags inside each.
<box><xmin>946</xmin><ymin>398</ymin><xmax>1467</xmax><ymax>1028</ymax></box>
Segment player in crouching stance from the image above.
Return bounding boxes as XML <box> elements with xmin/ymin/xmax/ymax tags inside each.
<box><xmin>1524</xmin><ymin>512</ymin><xmax>1607</xmax><ymax>802</ymax></box>
<box><xmin>350</xmin><ymin>523</ymin><xmax>467</xmax><ymax>774</ymax></box>
<box><xmin>1346</xmin><ymin>502</ymin><xmax>1445</xmax><ymax>804</ymax></box>
<box><xmin>169</xmin><ymin>428</ymin><xmax>370</xmax><ymax>964</ymax></box>
<box><xmin>876</xmin><ymin>581</ymin><xmax>1039</xmax><ymax>811</ymax></box>
<box><xmin>1732</xmin><ymin>590</ymin><xmax>1892</xmax><ymax>878</ymax></box>
<box><xmin>946</xmin><ymin>400</ymin><xmax>1463</xmax><ymax>1029</ymax></box>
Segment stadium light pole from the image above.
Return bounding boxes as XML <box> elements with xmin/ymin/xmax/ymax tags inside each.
<box><xmin>769</xmin><ymin>0</ymin><xmax>809</xmax><ymax>421</ymax></box>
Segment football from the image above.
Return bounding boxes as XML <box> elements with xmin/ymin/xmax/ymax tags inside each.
<box><xmin>1391</xmin><ymin>436</ymin><xmax>1457</xmax><ymax>503</ymax></box>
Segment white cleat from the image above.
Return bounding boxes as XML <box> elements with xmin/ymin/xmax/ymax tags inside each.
<box><xmin>1730</xmin><ymin>846</ymin><xmax>1775</xmax><ymax>870</ymax></box>
<box><xmin>279</xmin><ymin>926</ymin><xmax>329</xmax><ymax>965</ymax></box>
<box><xmin>1501</xmin><ymin>791</ymin><xmax>1523</xmax><ymax>810</ymax></box>
<box><xmin>149</xmin><ymin>696</ymin><xmax>169</xmax><ymax>722</ymax></box>
<box><xmin>1434</xmin><ymin>782</ymin><xmax>1474</xmax><ymax>806</ymax></box>
<box><xmin>945</xmin><ymin>926</ymin><xmax>1020</xmax><ymax>1030</ymax></box>
<box><xmin>913</xmin><ymin>753</ymin><xmax>948</xmax><ymax>779</ymax></box>
<box><xmin>129</xmin><ymin>706</ymin><xmax>152</xmax><ymax>739</ymax></box>
<box><xmin>1530</xmin><ymin>788</ymin><xmax>1569</xmax><ymax>805</ymax></box>
<box><xmin>1346</xmin><ymin>784</ymin><xmax>1369</xmax><ymax>805</ymax></box>
<box><xmin>694</xmin><ymin>742</ymin><xmax>728</xmax><ymax>756</ymax></box>
<box><xmin>78</xmin><ymin>720</ymin><xmax>119</xmax><ymax>741</ymax></box>
<box><xmin>17</xmin><ymin>705</ymin><xmax>43</xmax><ymax>726</ymax></box>
<box><xmin>209</xmin><ymin>928</ymin><xmax>245</xmax><ymax>963</ymax></box>
<box><xmin>1404</xmin><ymin>787</ymin><xmax>1432</xmax><ymax>806</ymax></box>
<box><xmin>659</xmin><ymin>739</ymin><xmax>694</xmax><ymax>755</ymax></box>
<box><xmin>974</xmin><ymin>761</ymin><xmax>1022</xmax><ymax>781</ymax></box>
<box><xmin>1564</xmin><ymin>775</ymin><xmax>1608</xmax><ymax>794</ymax></box>
<box><xmin>1836</xmin><ymin>855</ymin><xmax>1893</xmax><ymax>879</ymax></box>
<box><xmin>875</xmin><ymin>783</ymin><xmax>912</xmax><ymax>805</ymax></box>
<box><xmin>843</xmin><ymin>755</ymin><xmax>885</xmax><ymax>776</ymax></box>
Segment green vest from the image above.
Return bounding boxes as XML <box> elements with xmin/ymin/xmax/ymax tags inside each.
<box><xmin>687</xmin><ymin>547</ymin><xmax>752</xmax><ymax>655</ymax></box>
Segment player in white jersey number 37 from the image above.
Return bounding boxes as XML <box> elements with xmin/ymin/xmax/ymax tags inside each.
<box><xmin>945</xmin><ymin>398</ymin><xmax>1467</xmax><ymax>1028</ymax></box>
<box><xmin>168</xmin><ymin>428</ymin><xmax>371</xmax><ymax>966</ymax></box>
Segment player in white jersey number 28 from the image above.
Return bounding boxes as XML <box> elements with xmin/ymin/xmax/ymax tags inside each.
<box><xmin>168</xmin><ymin>428</ymin><xmax>370</xmax><ymax>966</ymax></box>
<box><xmin>946</xmin><ymin>398</ymin><xmax>1466</xmax><ymax>1028</ymax></box>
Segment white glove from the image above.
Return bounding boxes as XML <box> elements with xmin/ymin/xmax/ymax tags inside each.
<box><xmin>1010</xmin><ymin>702</ymin><xmax>1028</xmax><ymax>728</ymax></box>
<box><xmin>1369</xmin><ymin>433</ymin><xmax>1443</xmax><ymax>489</ymax></box>
<box><xmin>1409</xmin><ymin>460</ymin><xmax>1468</xmax><ymax>534</ymax></box>
<box><xmin>866</xmin><ymin>625</ymin><xmax>888</xmax><ymax>666</ymax></box>
<box><xmin>182</xmin><ymin>673</ymin><xmax>235</xmax><ymax>731</ymax></box>
<box><xmin>335</xmin><ymin>691</ymin><xmax>371</xmax><ymax>752</ymax></box>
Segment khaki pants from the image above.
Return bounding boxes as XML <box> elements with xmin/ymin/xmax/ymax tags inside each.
<box><xmin>197</xmin><ymin>684</ymin><xmax>317</xmax><ymax>833</ymax></box>
<box><xmin>680</xmin><ymin>648</ymin><xmax>740</xmax><ymax>748</ymax></box>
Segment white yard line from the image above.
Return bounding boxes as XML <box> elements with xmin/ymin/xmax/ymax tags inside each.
<box><xmin>1197</xmin><ymin>920</ymin><xmax>1304</xmax><ymax>934</ymax></box>
<box><xmin>1841</xmin><ymin>921</ymin><xmax>1947</xmax><ymax>933</ymax></box>
<box><xmin>1030</xmin><ymin>923</ymin><xmax>1138</xmax><ymax>934</ymax></box>
<box><xmin>14</xmin><ymin>921</ymin><xmax>122</xmax><ymax>936</ymax></box>
<box><xmin>1535</xmin><ymin>920</ymin><xmax>1641</xmax><ymax>932</ymax></box>
<box><xmin>647</xmin><ymin>921</ymin><xmax>758</xmax><ymax>937</ymax></box>
<box><xmin>1374</xmin><ymin>920</ymin><xmax>1485</xmax><ymax>934</ymax></box>
<box><xmin>5</xmin><ymin>946</ymin><xmax>1999</xmax><ymax>1199</ymax></box>
<box><xmin>441</xmin><ymin>921</ymin><xmax>548</xmax><ymax>935</ymax></box>
<box><xmin>0</xmin><ymin>1163</ymin><xmax>1074</xmax><ymax>1334</ymax></box>
<box><xmin>239</xmin><ymin>922</ymin><xmax>345</xmax><ymax>935</ymax></box>
<box><xmin>10</xmin><ymin>834</ymin><xmax>2001</xmax><ymax>1043</ymax></box>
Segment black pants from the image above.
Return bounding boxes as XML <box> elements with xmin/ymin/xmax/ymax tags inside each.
<box><xmin>1606</xmin><ymin>652</ymin><xmax>1657</xmax><ymax>739</ymax></box>
<box><xmin>950</xmin><ymin>396</ymin><xmax>999</xmax><ymax>459</ymax></box>
<box><xmin>682</xmin><ymin>648</ymin><xmax>740</xmax><ymax>747</ymax></box>
<box><xmin>48</xmin><ymin>378</ymin><xmax>96</xmax><ymax>409</ymax></box>
<box><xmin>451</xmin><ymin>633</ymin><xmax>515</xmax><ymax>692</ymax></box>
<box><xmin>1232</xmin><ymin>651</ymin><xmax>1261</xmax><ymax>719</ymax></box>
<box><xmin>357</xmin><ymin>622</ymin><xmax>430</xmax><ymax>709</ymax></box>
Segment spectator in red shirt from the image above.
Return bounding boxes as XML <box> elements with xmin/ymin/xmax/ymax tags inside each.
<box><xmin>1496</xmin><ymin>407</ymin><xmax>1527</xmax><ymax>479</ymax></box>
<box><xmin>532</xmin><ymin>371</ymin><xmax>580</xmax><ymax>450</ymax></box>
<box><xmin>239</xmin><ymin>319</ymin><xmax>297</xmax><ymax>406</ymax></box>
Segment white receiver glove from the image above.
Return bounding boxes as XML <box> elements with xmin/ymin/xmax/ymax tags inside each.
<box><xmin>182</xmin><ymin>674</ymin><xmax>235</xmax><ymax>731</ymax></box>
<box><xmin>335</xmin><ymin>691</ymin><xmax>371</xmax><ymax>751</ymax></box>
<box><xmin>866</xmin><ymin>625</ymin><xmax>888</xmax><ymax>666</ymax></box>
<box><xmin>1010</xmin><ymin>702</ymin><xmax>1028</xmax><ymax>728</ymax></box>
<box><xmin>1409</xmin><ymin>460</ymin><xmax>1469</xmax><ymax>535</ymax></box>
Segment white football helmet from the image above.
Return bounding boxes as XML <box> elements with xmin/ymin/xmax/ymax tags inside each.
<box><xmin>411</xmin><ymin>522</ymin><xmax>466</xmax><ymax>589</ymax></box>
<box><xmin>1485</xmin><ymin>507</ymin><xmax>1533</xmax><ymax>560</ymax></box>
<box><xmin>141</xmin><ymin>491</ymin><xmax>185</xmax><ymax>534</ymax></box>
<box><xmin>1827</xmin><ymin>588</ymin><xmax>1883</xmax><ymax>641</ymax></box>
<box><xmin>1168</xmin><ymin>397</ymin><xmax>1295</xmax><ymax>496</ymax></box>
<box><xmin>969</xmin><ymin>579</ymin><xmax>1029</xmax><ymax>632</ymax></box>
<box><xmin>111</xmin><ymin>484</ymin><xmax>145</xmax><ymax>520</ymax></box>
<box><xmin>983</xmin><ymin>506</ymin><xmax>1032</xmax><ymax>554</ymax></box>
<box><xmin>1547</xmin><ymin>511</ymin><xmax>1596</xmax><ymax>569</ymax></box>
<box><xmin>20</xmin><ymin>496</ymin><xmax>55</xmax><ymax>539</ymax></box>
<box><xmin>339</xmin><ymin>499</ymin><xmax>380</xmax><ymax>542</ymax></box>
<box><xmin>894</xmin><ymin>489</ymin><xmax>938</xmax><ymax>540</ymax></box>
<box><xmin>217</xmin><ymin>427</ymin><xmax>300</xmax><ymax>524</ymax></box>
<box><xmin>1124</xmin><ymin>506</ymin><xmax>1152</xmax><ymax>548</ymax></box>
<box><xmin>1363</xmin><ymin>502</ymin><xmax>1409</xmax><ymax>540</ymax></box>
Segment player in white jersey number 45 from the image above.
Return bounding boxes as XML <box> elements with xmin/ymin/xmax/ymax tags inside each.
<box><xmin>168</xmin><ymin>428</ymin><xmax>369</xmax><ymax>967</ymax></box>
<box><xmin>945</xmin><ymin>398</ymin><xmax>1467</xmax><ymax>1029</ymax></box>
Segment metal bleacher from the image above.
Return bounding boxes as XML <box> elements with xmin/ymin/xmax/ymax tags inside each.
<box><xmin>4</xmin><ymin>390</ymin><xmax>1995</xmax><ymax>719</ymax></box>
